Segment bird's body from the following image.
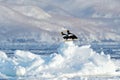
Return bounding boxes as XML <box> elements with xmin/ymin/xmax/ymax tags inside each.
<box><xmin>61</xmin><ymin>30</ymin><xmax>78</xmax><ymax>40</ymax></box>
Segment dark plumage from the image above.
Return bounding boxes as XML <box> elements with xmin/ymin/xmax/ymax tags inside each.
<box><xmin>61</xmin><ymin>32</ymin><xmax>66</xmax><ymax>35</ymax></box>
<box><xmin>61</xmin><ymin>30</ymin><xmax>78</xmax><ymax>40</ymax></box>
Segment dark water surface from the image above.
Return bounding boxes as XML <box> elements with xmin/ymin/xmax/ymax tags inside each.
<box><xmin>0</xmin><ymin>42</ymin><xmax>120</xmax><ymax>59</ymax></box>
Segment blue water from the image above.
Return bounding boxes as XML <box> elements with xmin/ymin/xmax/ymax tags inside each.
<box><xmin>0</xmin><ymin>42</ymin><xmax>120</xmax><ymax>59</ymax></box>
<box><xmin>91</xmin><ymin>42</ymin><xmax>120</xmax><ymax>59</ymax></box>
<box><xmin>0</xmin><ymin>42</ymin><xmax>59</xmax><ymax>56</ymax></box>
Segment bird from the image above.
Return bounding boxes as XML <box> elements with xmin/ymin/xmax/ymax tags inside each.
<box><xmin>61</xmin><ymin>30</ymin><xmax>78</xmax><ymax>40</ymax></box>
<box><xmin>61</xmin><ymin>32</ymin><xmax>69</xmax><ymax>40</ymax></box>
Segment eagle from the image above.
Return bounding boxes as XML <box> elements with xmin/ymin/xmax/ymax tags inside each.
<box><xmin>61</xmin><ymin>30</ymin><xmax>78</xmax><ymax>40</ymax></box>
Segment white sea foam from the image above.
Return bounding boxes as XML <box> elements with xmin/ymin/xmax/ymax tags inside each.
<box><xmin>0</xmin><ymin>41</ymin><xmax>120</xmax><ymax>79</ymax></box>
